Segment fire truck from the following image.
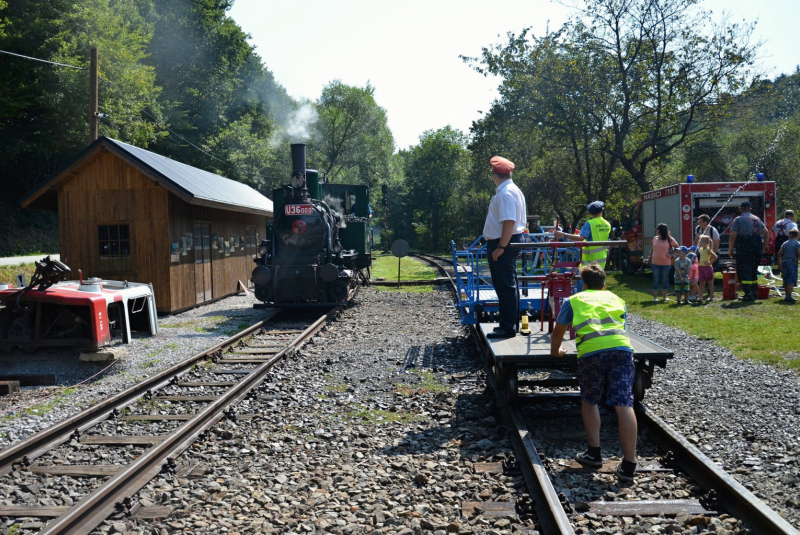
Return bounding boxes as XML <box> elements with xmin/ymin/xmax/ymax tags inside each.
<box><xmin>618</xmin><ymin>177</ymin><xmax>777</xmax><ymax>274</ymax></box>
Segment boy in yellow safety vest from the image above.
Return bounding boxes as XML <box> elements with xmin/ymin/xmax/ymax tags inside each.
<box><xmin>550</xmin><ymin>263</ymin><xmax>637</xmax><ymax>482</ymax></box>
<box><xmin>554</xmin><ymin>201</ymin><xmax>611</xmax><ymax>269</ymax></box>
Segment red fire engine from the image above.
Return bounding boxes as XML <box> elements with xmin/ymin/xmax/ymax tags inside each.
<box><xmin>618</xmin><ymin>177</ymin><xmax>777</xmax><ymax>274</ymax></box>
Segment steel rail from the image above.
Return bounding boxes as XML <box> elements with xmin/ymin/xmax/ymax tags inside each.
<box><xmin>0</xmin><ymin>316</ymin><xmax>274</xmax><ymax>476</ymax></box>
<box><xmin>39</xmin><ymin>307</ymin><xmax>340</xmax><ymax>535</ymax></box>
<box><xmin>479</xmin><ymin>336</ymin><xmax>575</xmax><ymax>535</ymax></box>
<box><xmin>419</xmin><ymin>251</ymin><xmax>799</xmax><ymax>534</ymax></box>
<box><xmin>413</xmin><ymin>253</ymin><xmax>573</xmax><ymax>534</ymax></box>
<box><xmin>638</xmin><ymin>405</ymin><xmax>800</xmax><ymax>535</ymax></box>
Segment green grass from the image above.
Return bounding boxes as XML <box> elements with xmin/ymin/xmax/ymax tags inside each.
<box><xmin>371</xmin><ymin>255</ymin><xmax>436</xmax><ymax>281</ymax></box>
<box><xmin>606</xmin><ymin>273</ymin><xmax>800</xmax><ymax>370</ymax></box>
<box><xmin>396</xmin><ymin>370</ymin><xmax>450</xmax><ymax>396</ymax></box>
<box><xmin>1</xmin><ymin>387</ymin><xmax>78</xmax><ymax>422</ymax></box>
<box><xmin>0</xmin><ymin>262</ymin><xmax>37</xmax><ymax>286</ymax></box>
<box><xmin>371</xmin><ymin>254</ymin><xmax>437</xmax><ymax>293</ymax></box>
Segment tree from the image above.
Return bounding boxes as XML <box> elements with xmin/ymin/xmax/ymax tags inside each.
<box><xmin>311</xmin><ymin>81</ymin><xmax>394</xmax><ymax>186</ymax></box>
<box><xmin>143</xmin><ymin>0</ymin><xmax>293</xmax><ymax>188</ymax></box>
<box><xmin>401</xmin><ymin>127</ymin><xmax>470</xmax><ymax>252</ymax></box>
<box><xmin>0</xmin><ymin>0</ymin><xmax>161</xmax><ymax>198</ymax></box>
<box><xmin>469</xmin><ymin>0</ymin><xmax>762</xmax><ymax>193</ymax></box>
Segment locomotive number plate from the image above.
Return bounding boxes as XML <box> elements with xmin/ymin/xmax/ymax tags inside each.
<box><xmin>285</xmin><ymin>204</ymin><xmax>313</xmax><ymax>216</ymax></box>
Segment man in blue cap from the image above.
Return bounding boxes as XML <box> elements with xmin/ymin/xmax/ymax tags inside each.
<box><xmin>555</xmin><ymin>201</ymin><xmax>612</xmax><ymax>269</ymax></box>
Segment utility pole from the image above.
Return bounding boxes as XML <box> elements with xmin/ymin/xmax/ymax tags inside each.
<box><xmin>89</xmin><ymin>47</ymin><xmax>98</xmax><ymax>142</ymax></box>
<box><xmin>382</xmin><ymin>184</ymin><xmax>389</xmax><ymax>253</ymax></box>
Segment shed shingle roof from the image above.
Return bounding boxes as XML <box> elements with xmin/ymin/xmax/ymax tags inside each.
<box><xmin>21</xmin><ymin>137</ymin><xmax>273</xmax><ymax>215</ymax></box>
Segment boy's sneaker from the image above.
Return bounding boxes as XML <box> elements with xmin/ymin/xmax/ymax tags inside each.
<box><xmin>575</xmin><ymin>449</ymin><xmax>603</xmax><ymax>467</ymax></box>
<box><xmin>786</xmin><ymin>296</ymin><xmax>797</xmax><ymax>303</ymax></box>
<box><xmin>615</xmin><ymin>462</ymin><xmax>636</xmax><ymax>482</ymax></box>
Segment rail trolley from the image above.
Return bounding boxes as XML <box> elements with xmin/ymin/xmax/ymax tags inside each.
<box><xmin>452</xmin><ymin>237</ymin><xmax>672</xmax><ymax>404</ymax></box>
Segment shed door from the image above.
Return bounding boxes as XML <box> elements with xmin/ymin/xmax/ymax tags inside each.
<box><xmin>202</xmin><ymin>225</ymin><xmax>212</xmax><ymax>301</ymax></box>
<box><xmin>194</xmin><ymin>223</ymin><xmax>212</xmax><ymax>304</ymax></box>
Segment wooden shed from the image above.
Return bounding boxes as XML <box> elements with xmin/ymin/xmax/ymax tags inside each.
<box><xmin>21</xmin><ymin>137</ymin><xmax>273</xmax><ymax>314</ymax></box>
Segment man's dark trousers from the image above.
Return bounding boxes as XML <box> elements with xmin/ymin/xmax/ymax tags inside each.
<box><xmin>487</xmin><ymin>234</ymin><xmax>522</xmax><ymax>333</ymax></box>
<box><xmin>735</xmin><ymin>235</ymin><xmax>759</xmax><ymax>298</ymax></box>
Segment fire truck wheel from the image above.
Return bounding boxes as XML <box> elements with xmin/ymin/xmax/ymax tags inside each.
<box><xmin>621</xmin><ymin>253</ymin><xmax>635</xmax><ymax>275</ymax></box>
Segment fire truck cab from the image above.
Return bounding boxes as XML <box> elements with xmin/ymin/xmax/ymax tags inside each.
<box><xmin>619</xmin><ymin>179</ymin><xmax>777</xmax><ymax>274</ymax></box>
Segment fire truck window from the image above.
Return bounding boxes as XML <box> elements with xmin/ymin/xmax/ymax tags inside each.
<box><xmin>98</xmin><ymin>224</ymin><xmax>131</xmax><ymax>272</ymax></box>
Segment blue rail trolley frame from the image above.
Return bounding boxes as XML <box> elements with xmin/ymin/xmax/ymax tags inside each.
<box><xmin>451</xmin><ymin>234</ymin><xmax>582</xmax><ymax>325</ymax></box>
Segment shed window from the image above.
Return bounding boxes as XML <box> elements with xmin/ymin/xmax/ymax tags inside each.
<box><xmin>98</xmin><ymin>224</ymin><xmax>131</xmax><ymax>272</ymax></box>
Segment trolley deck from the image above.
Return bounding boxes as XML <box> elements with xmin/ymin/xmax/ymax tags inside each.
<box><xmin>478</xmin><ymin>323</ymin><xmax>673</xmax><ymax>364</ymax></box>
<box><xmin>477</xmin><ymin>323</ymin><xmax>673</xmax><ymax>404</ymax></box>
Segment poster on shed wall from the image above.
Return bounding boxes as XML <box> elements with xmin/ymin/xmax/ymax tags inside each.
<box><xmin>170</xmin><ymin>242</ymin><xmax>180</xmax><ymax>263</ymax></box>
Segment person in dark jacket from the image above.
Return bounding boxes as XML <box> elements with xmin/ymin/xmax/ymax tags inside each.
<box><xmin>729</xmin><ymin>201</ymin><xmax>769</xmax><ymax>301</ymax></box>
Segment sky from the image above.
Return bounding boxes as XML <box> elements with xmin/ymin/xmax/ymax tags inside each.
<box><xmin>229</xmin><ymin>0</ymin><xmax>800</xmax><ymax>151</ymax></box>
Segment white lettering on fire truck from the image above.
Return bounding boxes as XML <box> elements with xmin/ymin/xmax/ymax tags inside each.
<box><xmin>643</xmin><ymin>186</ymin><xmax>677</xmax><ymax>201</ymax></box>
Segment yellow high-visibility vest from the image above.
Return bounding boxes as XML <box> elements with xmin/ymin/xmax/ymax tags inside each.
<box><xmin>569</xmin><ymin>290</ymin><xmax>633</xmax><ymax>358</ymax></box>
<box><xmin>582</xmin><ymin>217</ymin><xmax>611</xmax><ymax>268</ymax></box>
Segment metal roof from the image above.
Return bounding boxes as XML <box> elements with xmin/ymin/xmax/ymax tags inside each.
<box><xmin>105</xmin><ymin>138</ymin><xmax>272</xmax><ymax>215</ymax></box>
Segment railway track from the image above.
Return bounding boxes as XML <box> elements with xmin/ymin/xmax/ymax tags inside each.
<box><xmin>0</xmin><ymin>307</ymin><xmax>340</xmax><ymax>534</ymax></box>
<box><xmin>414</xmin><ymin>252</ymin><xmax>799</xmax><ymax>535</ymax></box>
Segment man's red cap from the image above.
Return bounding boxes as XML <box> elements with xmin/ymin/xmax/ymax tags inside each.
<box><xmin>490</xmin><ymin>156</ymin><xmax>515</xmax><ymax>174</ymax></box>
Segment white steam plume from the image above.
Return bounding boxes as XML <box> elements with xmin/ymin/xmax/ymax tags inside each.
<box><xmin>270</xmin><ymin>104</ymin><xmax>318</xmax><ymax>147</ymax></box>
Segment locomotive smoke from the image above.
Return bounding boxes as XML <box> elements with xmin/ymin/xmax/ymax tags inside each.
<box><xmin>323</xmin><ymin>195</ymin><xmax>347</xmax><ymax>228</ymax></box>
<box><xmin>270</xmin><ymin>104</ymin><xmax>318</xmax><ymax>147</ymax></box>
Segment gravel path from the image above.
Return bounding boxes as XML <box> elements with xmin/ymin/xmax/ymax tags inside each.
<box><xmin>0</xmin><ymin>294</ymin><xmax>277</xmax><ymax>449</ymax></box>
<box><xmin>628</xmin><ymin>313</ymin><xmax>800</xmax><ymax>529</ymax></box>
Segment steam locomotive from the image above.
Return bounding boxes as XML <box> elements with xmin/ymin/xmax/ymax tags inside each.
<box><xmin>251</xmin><ymin>144</ymin><xmax>372</xmax><ymax>307</ymax></box>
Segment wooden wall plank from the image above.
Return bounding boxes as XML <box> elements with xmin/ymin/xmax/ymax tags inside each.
<box><xmin>58</xmin><ymin>151</ymin><xmax>269</xmax><ymax>314</ymax></box>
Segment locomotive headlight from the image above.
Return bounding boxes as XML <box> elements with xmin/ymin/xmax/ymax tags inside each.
<box><xmin>258</xmin><ymin>245</ymin><xmax>268</xmax><ymax>256</ymax></box>
<box><xmin>333</xmin><ymin>242</ymin><xmax>343</xmax><ymax>254</ymax></box>
<box><xmin>290</xmin><ymin>174</ymin><xmax>305</xmax><ymax>188</ymax></box>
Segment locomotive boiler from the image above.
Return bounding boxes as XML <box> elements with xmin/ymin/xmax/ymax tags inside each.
<box><xmin>251</xmin><ymin>144</ymin><xmax>372</xmax><ymax>307</ymax></box>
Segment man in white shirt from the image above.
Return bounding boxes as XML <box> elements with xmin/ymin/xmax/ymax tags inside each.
<box><xmin>483</xmin><ymin>156</ymin><xmax>527</xmax><ymax>338</ymax></box>
<box><xmin>693</xmin><ymin>214</ymin><xmax>720</xmax><ymax>253</ymax></box>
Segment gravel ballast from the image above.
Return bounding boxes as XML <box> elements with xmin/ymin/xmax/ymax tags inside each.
<box><xmin>1</xmin><ymin>284</ymin><xmax>798</xmax><ymax>533</ymax></box>
<box><xmin>0</xmin><ymin>294</ymin><xmax>276</xmax><ymax>449</ymax></box>
<box><xmin>628</xmin><ymin>313</ymin><xmax>800</xmax><ymax>528</ymax></box>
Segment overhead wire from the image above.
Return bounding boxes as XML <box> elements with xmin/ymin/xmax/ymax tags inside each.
<box><xmin>99</xmin><ymin>77</ymin><xmax>288</xmax><ymax>188</ymax></box>
<box><xmin>0</xmin><ymin>49</ymin><xmax>86</xmax><ymax>70</ymax></box>
<box><xmin>98</xmin><ymin>76</ymin><xmax>236</xmax><ymax>170</ymax></box>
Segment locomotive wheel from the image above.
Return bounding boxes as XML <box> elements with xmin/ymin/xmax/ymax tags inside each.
<box><xmin>633</xmin><ymin>363</ymin><xmax>646</xmax><ymax>402</ymax></box>
<box><xmin>254</xmin><ymin>284</ymin><xmax>272</xmax><ymax>303</ymax></box>
<box><xmin>328</xmin><ymin>280</ymin><xmax>349</xmax><ymax>302</ymax></box>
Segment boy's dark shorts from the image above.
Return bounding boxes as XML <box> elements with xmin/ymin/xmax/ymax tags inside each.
<box><xmin>577</xmin><ymin>349</ymin><xmax>635</xmax><ymax>407</ymax></box>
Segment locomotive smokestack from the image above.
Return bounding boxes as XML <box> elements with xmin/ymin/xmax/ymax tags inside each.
<box><xmin>291</xmin><ymin>143</ymin><xmax>307</xmax><ymax>178</ymax></box>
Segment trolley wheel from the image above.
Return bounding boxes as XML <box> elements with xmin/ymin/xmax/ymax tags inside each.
<box><xmin>633</xmin><ymin>363</ymin><xmax>646</xmax><ymax>402</ymax></box>
<box><xmin>506</xmin><ymin>366</ymin><xmax>519</xmax><ymax>405</ymax></box>
<box><xmin>495</xmin><ymin>363</ymin><xmax>507</xmax><ymax>390</ymax></box>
